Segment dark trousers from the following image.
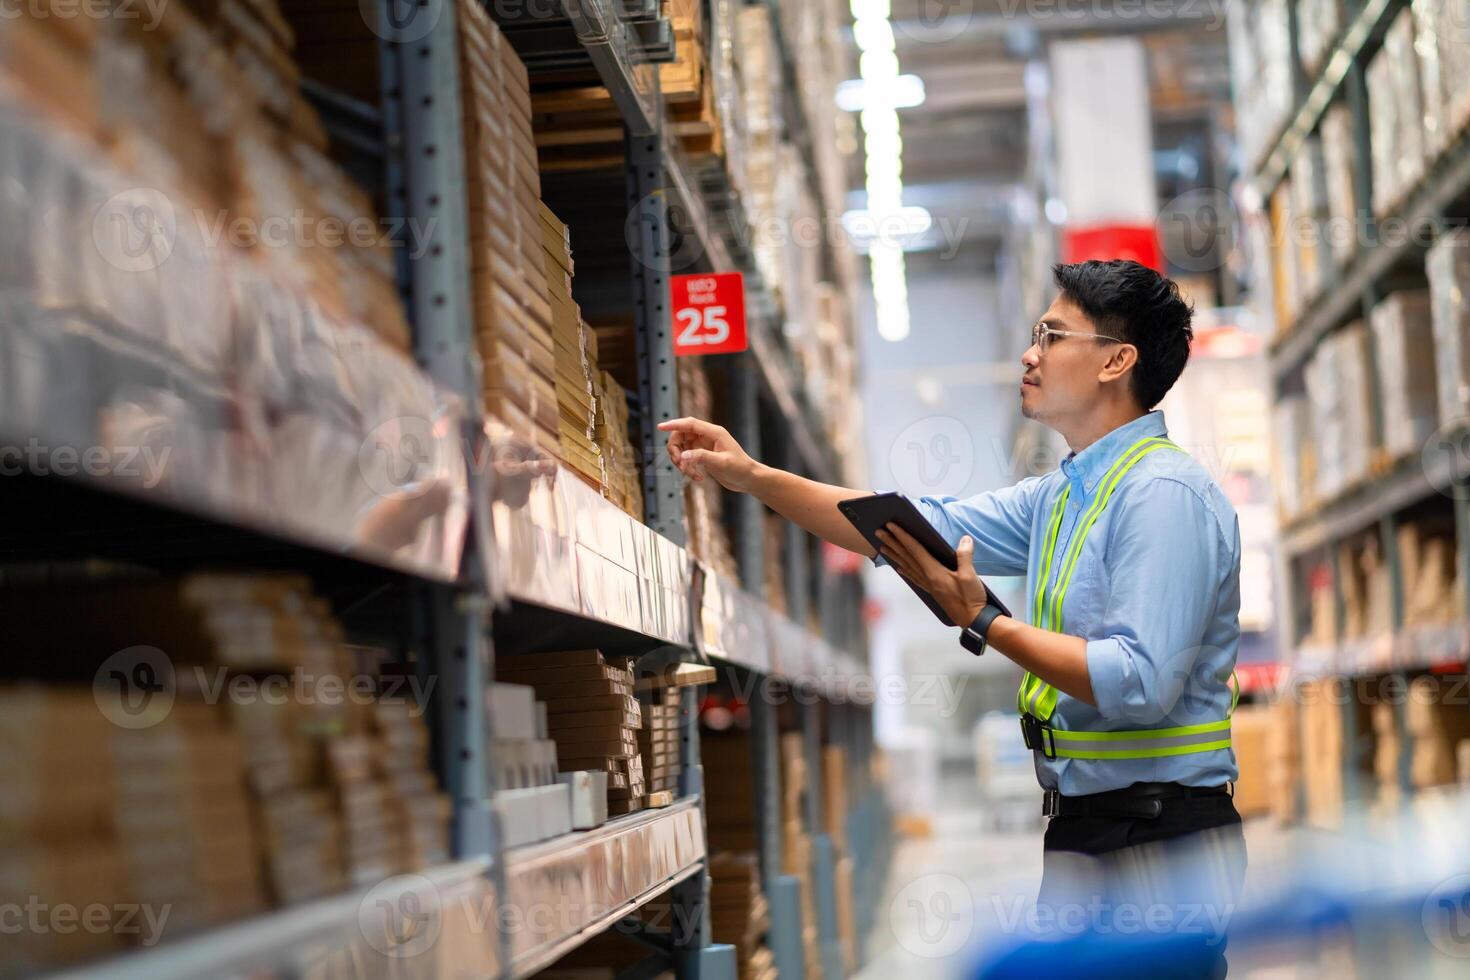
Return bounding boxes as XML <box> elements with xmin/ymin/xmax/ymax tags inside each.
<box><xmin>1036</xmin><ymin>791</ymin><xmax>1247</xmax><ymax>978</ymax></box>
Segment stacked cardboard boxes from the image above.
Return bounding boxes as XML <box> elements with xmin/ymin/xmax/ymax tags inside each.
<box><xmin>1266</xmin><ymin>695</ymin><xmax>1300</xmax><ymax>824</ymax></box>
<box><xmin>1398</xmin><ymin>522</ymin><xmax>1462</xmax><ymax>626</ymax></box>
<box><xmin>640</xmin><ymin>702</ymin><xmax>682</xmax><ymax>805</ymax></box>
<box><xmin>1</xmin><ymin>689</ymin><xmax>264</xmax><ymax>973</ymax></box>
<box><xmin>1407</xmin><ymin>675</ymin><xmax>1470</xmax><ymax>789</ymax></box>
<box><xmin>1370</xmin><ymin>700</ymin><xmax>1405</xmax><ymax>818</ymax></box>
<box><xmin>5</xmin><ymin>1</ymin><xmax>414</xmax><ymax>354</ymax></box>
<box><xmin>497</xmin><ymin>651</ymin><xmax>646</xmax><ymax>818</ymax></box>
<box><xmin>703</xmin><ymin>731</ymin><xmax>760</xmax><ymax>852</ymax></box>
<box><xmin>679</xmin><ymin>358</ymin><xmax>738</xmax><ymax>580</ymax></box>
<box><xmin>780</xmin><ymin>732</ymin><xmax>822</xmax><ymax>980</ymax></box>
<box><xmin>458</xmin><ymin>0</ymin><xmax>557</xmax><ymax>440</ymax></box>
<box><xmin>543</xmin><ymin>203</ymin><xmax>606</xmax><ymax>489</ymax></box>
<box><xmin>708</xmin><ymin>853</ymin><xmax>777</xmax><ymax>980</ymax></box>
<box><xmin>823</xmin><ymin>745</ymin><xmax>858</xmax><ymax>973</ymax></box>
<box><xmin>1229</xmin><ymin>705</ymin><xmax>1272</xmax><ymax>819</ymax></box>
<box><xmin>0</xmin><ymin>575</ymin><xmax>456</xmax><ymax>971</ymax></box>
<box><xmin>1300</xmin><ymin>678</ymin><xmax>1348</xmax><ymax>829</ymax></box>
<box><xmin>1337</xmin><ymin>534</ymin><xmax>1393</xmax><ymax>643</ymax></box>
<box><xmin>596</xmin><ymin>369</ymin><xmax>644</xmax><ymax>520</ymax></box>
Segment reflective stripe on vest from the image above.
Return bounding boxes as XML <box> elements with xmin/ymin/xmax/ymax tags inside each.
<box><xmin>1015</xmin><ymin>436</ymin><xmax>1236</xmax><ymax>763</ymax></box>
<box><xmin>1017</xmin><ymin>436</ymin><xmax>1180</xmax><ymax>722</ymax></box>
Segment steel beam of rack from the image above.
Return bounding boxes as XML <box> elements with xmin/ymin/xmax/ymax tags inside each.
<box><xmin>379</xmin><ymin>4</ymin><xmax>508</xmax><ymax>973</ymax></box>
<box><xmin>563</xmin><ymin>0</ymin><xmax>660</xmax><ymax>135</ymax></box>
<box><xmin>629</xmin><ymin>127</ymin><xmax>688</xmax><ymax>543</ymax></box>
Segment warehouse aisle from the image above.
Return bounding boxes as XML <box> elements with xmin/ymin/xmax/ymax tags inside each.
<box><xmin>857</xmin><ymin>773</ymin><xmax>1044</xmax><ymax>980</ymax></box>
<box><xmin>858</xmin><ymin>767</ymin><xmax>1301</xmax><ymax>979</ymax></box>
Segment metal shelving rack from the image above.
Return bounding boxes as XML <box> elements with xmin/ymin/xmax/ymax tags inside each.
<box><xmin>12</xmin><ymin>0</ymin><xmax>884</xmax><ymax>978</ymax></box>
<box><xmin>1254</xmin><ymin>0</ymin><xmax>1470</xmax><ymax>813</ymax></box>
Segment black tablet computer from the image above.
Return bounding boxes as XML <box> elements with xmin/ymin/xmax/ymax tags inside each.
<box><xmin>838</xmin><ymin>492</ymin><xmax>1013</xmax><ymax>628</ymax></box>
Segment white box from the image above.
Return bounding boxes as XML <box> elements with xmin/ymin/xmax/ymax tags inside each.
<box><xmin>493</xmin><ymin>787</ymin><xmax>545</xmax><ymax>848</ymax></box>
<box><xmin>538</xmin><ymin>782</ymin><xmax>573</xmax><ymax>839</ymax></box>
<box><xmin>558</xmin><ymin>770</ymin><xmax>609</xmax><ymax>830</ymax></box>
<box><xmin>535</xmin><ymin>701</ymin><xmax>548</xmax><ymax>740</ymax></box>
<box><xmin>489</xmin><ymin>683</ymin><xmax>537</xmax><ymax>739</ymax></box>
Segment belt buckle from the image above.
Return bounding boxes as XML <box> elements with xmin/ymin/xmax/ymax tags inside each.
<box><xmin>1042</xmin><ymin>789</ymin><xmax>1060</xmax><ymax>818</ymax></box>
<box><xmin>1020</xmin><ymin>714</ymin><xmax>1058</xmax><ymax>760</ymax></box>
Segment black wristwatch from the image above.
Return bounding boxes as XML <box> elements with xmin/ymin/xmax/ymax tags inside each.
<box><xmin>959</xmin><ymin>604</ymin><xmax>1007</xmax><ymax>656</ymax></box>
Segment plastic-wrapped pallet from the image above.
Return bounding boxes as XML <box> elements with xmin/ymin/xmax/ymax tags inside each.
<box><xmin>1367</xmin><ymin>8</ymin><xmax>1427</xmax><ymax>217</ymax></box>
<box><xmin>1304</xmin><ymin>323</ymin><xmax>1373</xmax><ymax>500</ymax></box>
<box><xmin>1320</xmin><ymin>103</ymin><xmax>1360</xmax><ymax>268</ymax></box>
<box><xmin>1270</xmin><ymin>396</ymin><xmax>1312</xmax><ymax>520</ymax></box>
<box><xmin>1289</xmin><ymin>138</ymin><xmax>1332</xmax><ymax>309</ymax></box>
<box><xmin>1427</xmin><ymin>228</ymin><xmax>1470</xmax><ymax>426</ymax></box>
<box><xmin>1369</xmin><ymin>290</ymin><xmax>1437</xmax><ymax>459</ymax></box>
<box><xmin>1296</xmin><ymin>0</ymin><xmax>1344</xmax><ymax>76</ymax></box>
<box><xmin>1413</xmin><ymin>0</ymin><xmax>1470</xmax><ymax>160</ymax></box>
<box><xmin>1226</xmin><ymin>0</ymin><xmax>1293</xmax><ymax>165</ymax></box>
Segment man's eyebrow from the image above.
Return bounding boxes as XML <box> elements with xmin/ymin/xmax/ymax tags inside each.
<box><xmin>1038</xmin><ymin>317</ymin><xmax>1066</xmax><ymax>328</ymax></box>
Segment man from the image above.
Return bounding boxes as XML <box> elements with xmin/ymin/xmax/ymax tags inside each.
<box><xmin>660</xmin><ymin>259</ymin><xmax>1245</xmax><ymax>972</ymax></box>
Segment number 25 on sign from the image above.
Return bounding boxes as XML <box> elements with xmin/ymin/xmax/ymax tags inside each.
<box><xmin>671</xmin><ymin>272</ymin><xmax>747</xmax><ymax>356</ymax></box>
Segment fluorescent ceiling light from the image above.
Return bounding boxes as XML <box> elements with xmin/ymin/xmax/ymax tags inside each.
<box><xmin>836</xmin><ymin>75</ymin><xmax>926</xmax><ymax>112</ymax></box>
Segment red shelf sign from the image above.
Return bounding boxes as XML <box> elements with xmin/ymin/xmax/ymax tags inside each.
<box><xmin>671</xmin><ymin>272</ymin><xmax>747</xmax><ymax>356</ymax></box>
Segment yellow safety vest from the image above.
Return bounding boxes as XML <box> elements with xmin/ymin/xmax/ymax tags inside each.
<box><xmin>1016</xmin><ymin>435</ymin><xmax>1238</xmax><ymax>761</ymax></box>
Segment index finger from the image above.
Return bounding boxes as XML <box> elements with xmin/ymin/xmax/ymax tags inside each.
<box><xmin>657</xmin><ymin>416</ymin><xmax>715</xmax><ymax>435</ymax></box>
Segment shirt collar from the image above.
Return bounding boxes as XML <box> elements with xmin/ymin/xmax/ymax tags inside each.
<box><xmin>1059</xmin><ymin>410</ymin><xmax>1169</xmax><ymax>499</ymax></box>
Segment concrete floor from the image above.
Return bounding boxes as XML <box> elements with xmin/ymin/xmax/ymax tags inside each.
<box><xmin>855</xmin><ymin>773</ymin><xmax>1292</xmax><ymax>980</ymax></box>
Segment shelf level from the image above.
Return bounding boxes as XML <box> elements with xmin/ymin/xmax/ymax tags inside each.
<box><xmin>0</xmin><ymin>101</ymin><xmax>469</xmax><ymax>584</ymax></box>
<box><xmin>1269</xmin><ymin>124</ymin><xmax>1470</xmax><ymax>383</ymax></box>
<box><xmin>1288</xmin><ymin>621</ymin><xmax>1469</xmax><ymax>680</ymax></box>
<box><xmin>504</xmin><ymin>797</ymin><xmax>706</xmax><ymax>977</ymax></box>
<box><xmin>51</xmin><ymin>860</ymin><xmax>497</xmax><ymax>980</ymax></box>
<box><xmin>486</xmin><ymin>425</ymin><xmax>868</xmax><ymax>682</ymax></box>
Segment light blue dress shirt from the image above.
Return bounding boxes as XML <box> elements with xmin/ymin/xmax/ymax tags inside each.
<box><xmin>907</xmin><ymin>411</ymin><xmax>1241</xmax><ymax>795</ymax></box>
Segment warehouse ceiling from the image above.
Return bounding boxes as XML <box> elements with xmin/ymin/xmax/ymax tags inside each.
<box><xmin>853</xmin><ymin>0</ymin><xmax>1236</xmax><ymax>276</ymax></box>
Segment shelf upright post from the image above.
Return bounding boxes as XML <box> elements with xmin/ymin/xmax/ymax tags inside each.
<box><xmin>378</xmin><ymin>4</ymin><xmax>503</xmax><ymax>955</ymax></box>
<box><xmin>628</xmin><ymin>123</ymin><xmax>687</xmax><ymax>544</ymax></box>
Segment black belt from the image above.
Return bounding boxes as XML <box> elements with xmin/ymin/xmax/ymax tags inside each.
<box><xmin>1043</xmin><ymin>781</ymin><xmax>1232</xmax><ymax>820</ymax></box>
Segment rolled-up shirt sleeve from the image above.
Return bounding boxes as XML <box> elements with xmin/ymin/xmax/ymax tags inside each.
<box><xmin>1085</xmin><ymin>479</ymin><xmax>1228</xmax><ymax>725</ymax></box>
<box><xmin>874</xmin><ymin>477</ymin><xmax>1044</xmax><ymax>578</ymax></box>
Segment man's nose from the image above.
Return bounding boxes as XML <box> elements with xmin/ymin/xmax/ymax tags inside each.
<box><xmin>1022</xmin><ymin>344</ymin><xmax>1040</xmax><ymax>368</ymax></box>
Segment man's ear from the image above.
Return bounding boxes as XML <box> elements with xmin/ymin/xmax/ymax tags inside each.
<box><xmin>1097</xmin><ymin>344</ymin><xmax>1138</xmax><ymax>385</ymax></box>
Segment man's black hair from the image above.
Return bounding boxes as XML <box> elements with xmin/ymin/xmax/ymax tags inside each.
<box><xmin>1052</xmin><ymin>259</ymin><xmax>1194</xmax><ymax>410</ymax></box>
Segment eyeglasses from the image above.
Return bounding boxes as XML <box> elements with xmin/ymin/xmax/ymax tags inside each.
<box><xmin>1030</xmin><ymin>321</ymin><xmax>1127</xmax><ymax>353</ymax></box>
